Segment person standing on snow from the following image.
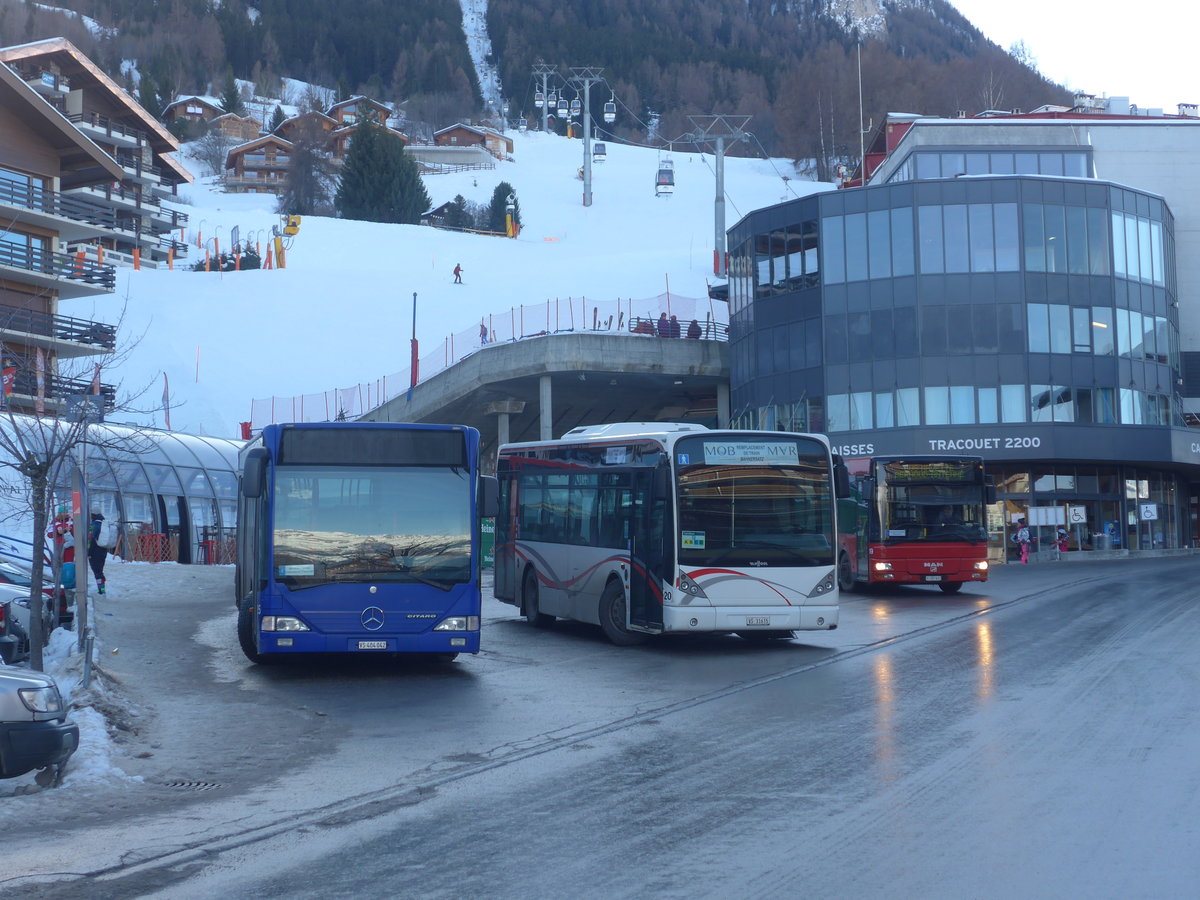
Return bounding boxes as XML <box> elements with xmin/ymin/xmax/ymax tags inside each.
<box><xmin>453</xmin><ymin>263</ymin><xmax>463</xmax><ymax>284</ymax></box>
<box><xmin>1014</xmin><ymin>517</ymin><xmax>1031</xmax><ymax>564</ymax></box>
<box><xmin>87</xmin><ymin>511</ymin><xmax>109</xmax><ymax>594</ymax></box>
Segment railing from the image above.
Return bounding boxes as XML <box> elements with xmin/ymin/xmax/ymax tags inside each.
<box><xmin>0</xmin><ymin>307</ymin><xmax>116</xmax><ymax>349</ymax></box>
<box><xmin>250</xmin><ymin>292</ymin><xmax>729</xmax><ymax>429</ymax></box>
<box><xmin>25</xmin><ymin>70</ymin><xmax>69</xmax><ymax>92</ymax></box>
<box><xmin>0</xmin><ymin>178</ymin><xmax>117</xmax><ymax>229</ymax></box>
<box><xmin>0</xmin><ymin>242</ymin><xmax>116</xmax><ymax>290</ymax></box>
<box><xmin>224</xmin><ymin>175</ymin><xmax>283</xmax><ymax>192</ymax></box>
<box><xmin>78</xmin><ymin>181</ymin><xmax>161</xmax><ymax>212</ymax></box>
<box><xmin>67</xmin><ymin>112</ymin><xmax>148</xmax><ymax>146</ymax></box>
<box><xmin>113</xmin><ymin>152</ymin><xmax>162</xmax><ymax>180</ymax></box>
<box><xmin>418</xmin><ymin>161</ymin><xmax>496</xmax><ymax>174</ymax></box>
<box><xmin>9</xmin><ymin>370</ymin><xmax>116</xmax><ymax>410</ymax></box>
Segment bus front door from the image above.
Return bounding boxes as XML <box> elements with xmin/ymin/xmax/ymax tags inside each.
<box><xmin>628</xmin><ymin>467</ymin><xmax>665</xmax><ymax>632</ymax></box>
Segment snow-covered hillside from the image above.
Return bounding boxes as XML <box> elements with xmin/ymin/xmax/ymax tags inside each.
<box><xmin>90</xmin><ymin>132</ymin><xmax>828</xmax><ymax>438</ymax></box>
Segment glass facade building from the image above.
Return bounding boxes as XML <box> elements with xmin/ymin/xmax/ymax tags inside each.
<box><xmin>727</xmin><ymin>160</ymin><xmax>1199</xmax><ymax>555</ymax></box>
<box><xmin>40</xmin><ymin>421</ymin><xmax>243</xmax><ymax>564</ymax></box>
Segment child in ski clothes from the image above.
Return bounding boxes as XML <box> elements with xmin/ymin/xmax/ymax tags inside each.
<box><xmin>88</xmin><ymin>511</ymin><xmax>108</xmax><ymax>594</ymax></box>
<box><xmin>48</xmin><ymin>506</ymin><xmax>75</xmax><ymax>587</ymax></box>
<box><xmin>1015</xmin><ymin>518</ymin><xmax>1031</xmax><ymax>564</ymax></box>
<box><xmin>453</xmin><ymin>263</ymin><xmax>463</xmax><ymax>283</ymax></box>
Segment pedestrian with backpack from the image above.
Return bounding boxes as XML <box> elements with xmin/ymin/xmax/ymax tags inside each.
<box><xmin>87</xmin><ymin>511</ymin><xmax>111</xmax><ymax>594</ymax></box>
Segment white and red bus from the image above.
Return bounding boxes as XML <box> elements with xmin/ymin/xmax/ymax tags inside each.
<box><xmin>837</xmin><ymin>455</ymin><xmax>994</xmax><ymax>594</ymax></box>
<box><xmin>495</xmin><ymin>423</ymin><xmax>850</xmax><ymax>645</ymax></box>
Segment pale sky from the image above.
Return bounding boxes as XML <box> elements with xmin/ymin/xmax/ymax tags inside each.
<box><xmin>949</xmin><ymin>0</ymin><xmax>1198</xmax><ymax>113</ymax></box>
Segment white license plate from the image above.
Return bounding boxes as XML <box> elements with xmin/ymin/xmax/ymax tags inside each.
<box><xmin>357</xmin><ymin>640</ymin><xmax>387</xmax><ymax>650</ymax></box>
<box><xmin>925</xmin><ymin>575</ymin><xmax>943</xmax><ymax>582</ymax></box>
<box><xmin>746</xmin><ymin>616</ymin><xmax>770</xmax><ymax>626</ymax></box>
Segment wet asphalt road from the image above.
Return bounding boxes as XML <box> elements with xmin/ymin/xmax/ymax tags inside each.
<box><xmin>4</xmin><ymin>556</ymin><xmax>1199</xmax><ymax>898</ymax></box>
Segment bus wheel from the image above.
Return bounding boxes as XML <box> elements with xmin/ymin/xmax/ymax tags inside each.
<box><xmin>837</xmin><ymin>553</ymin><xmax>855</xmax><ymax>593</ymax></box>
<box><xmin>237</xmin><ymin>601</ymin><xmax>264</xmax><ymax>664</ymax></box>
<box><xmin>938</xmin><ymin>582</ymin><xmax>964</xmax><ymax>594</ymax></box>
<box><xmin>522</xmin><ymin>569</ymin><xmax>554</xmax><ymax>628</ymax></box>
<box><xmin>598</xmin><ymin>581</ymin><xmax>647</xmax><ymax>647</ymax></box>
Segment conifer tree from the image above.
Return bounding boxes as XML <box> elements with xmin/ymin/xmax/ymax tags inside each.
<box><xmin>220</xmin><ymin>72</ymin><xmax>246</xmax><ymax>117</ymax></box>
<box><xmin>269</xmin><ymin>105</ymin><xmax>286</xmax><ymax>133</ymax></box>
<box><xmin>335</xmin><ymin>117</ymin><xmax>430</xmax><ymax>224</ymax></box>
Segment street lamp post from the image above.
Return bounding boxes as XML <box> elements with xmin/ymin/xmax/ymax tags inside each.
<box><xmin>408</xmin><ymin>291</ymin><xmax>419</xmax><ymax>401</ymax></box>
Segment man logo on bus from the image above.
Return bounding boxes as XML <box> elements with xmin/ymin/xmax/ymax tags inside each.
<box><xmin>361</xmin><ymin>607</ymin><xmax>385</xmax><ymax>631</ymax></box>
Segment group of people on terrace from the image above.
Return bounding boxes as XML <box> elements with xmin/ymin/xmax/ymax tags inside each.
<box><xmin>633</xmin><ymin>312</ymin><xmax>704</xmax><ymax>339</ymax></box>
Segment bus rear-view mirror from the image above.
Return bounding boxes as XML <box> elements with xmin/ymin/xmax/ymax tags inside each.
<box><xmin>241</xmin><ymin>448</ymin><xmax>269</xmax><ymax>499</ymax></box>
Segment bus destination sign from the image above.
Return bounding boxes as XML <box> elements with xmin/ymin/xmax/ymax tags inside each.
<box><xmin>702</xmin><ymin>441</ymin><xmax>800</xmax><ymax>466</ymax></box>
<box><xmin>882</xmin><ymin>461</ymin><xmax>975</xmax><ymax>483</ymax></box>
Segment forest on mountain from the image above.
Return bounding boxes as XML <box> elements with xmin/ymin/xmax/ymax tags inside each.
<box><xmin>0</xmin><ymin>0</ymin><xmax>1070</xmax><ymax>175</ymax></box>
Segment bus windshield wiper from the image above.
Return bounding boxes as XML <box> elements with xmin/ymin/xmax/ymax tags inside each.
<box><xmin>323</xmin><ymin>567</ymin><xmax>457</xmax><ymax>590</ymax></box>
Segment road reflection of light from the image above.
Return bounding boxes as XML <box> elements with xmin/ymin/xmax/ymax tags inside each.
<box><xmin>976</xmin><ymin>621</ymin><xmax>995</xmax><ymax>699</ymax></box>
<box><xmin>872</xmin><ymin>654</ymin><xmax>897</xmax><ymax>779</ymax></box>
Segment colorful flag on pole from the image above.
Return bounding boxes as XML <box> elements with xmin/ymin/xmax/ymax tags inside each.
<box><xmin>162</xmin><ymin>372</ymin><xmax>171</xmax><ymax>430</ymax></box>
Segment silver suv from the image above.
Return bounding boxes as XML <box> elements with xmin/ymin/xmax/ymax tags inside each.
<box><xmin>0</xmin><ymin>668</ymin><xmax>78</xmax><ymax>784</ymax></box>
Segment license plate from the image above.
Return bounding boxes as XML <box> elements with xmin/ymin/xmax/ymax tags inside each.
<box><xmin>746</xmin><ymin>616</ymin><xmax>770</xmax><ymax>626</ymax></box>
<box><xmin>925</xmin><ymin>575</ymin><xmax>943</xmax><ymax>582</ymax></box>
<box><xmin>357</xmin><ymin>640</ymin><xmax>387</xmax><ymax>650</ymax></box>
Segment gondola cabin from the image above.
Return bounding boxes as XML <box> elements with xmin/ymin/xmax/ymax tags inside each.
<box><xmin>534</xmin><ymin>91</ymin><xmax>545</xmax><ymax>108</ymax></box>
<box><xmin>655</xmin><ymin>159</ymin><xmax>675</xmax><ymax>196</ymax></box>
<box><xmin>593</xmin><ymin>142</ymin><xmax>607</xmax><ymax>163</ymax></box>
<box><xmin>570</xmin><ymin>98</ymin><xmax>581</xmax><ymax>118</ymax></box>
<box><xmin>603</xmin><ymin>99</ymin><xmax>617</xmax><ymax>124</ymax></box>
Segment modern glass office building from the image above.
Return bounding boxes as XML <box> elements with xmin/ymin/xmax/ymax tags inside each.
<box><xmin>727</xmin><ymin>118</ymin><xmax>1200</xmax><ymax>554</ymax></box>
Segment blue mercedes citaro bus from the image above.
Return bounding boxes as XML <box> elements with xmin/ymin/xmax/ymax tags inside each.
<box><xmin>235</xmin><ymin>422</ymin><xmax>498</xmax><ymax>663</ymax></box>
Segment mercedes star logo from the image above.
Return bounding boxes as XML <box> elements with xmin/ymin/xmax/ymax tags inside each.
<box><xmin>361</xmin><ymin>606</ymin><xmax>385</xmax><ymax>631</ymax></box>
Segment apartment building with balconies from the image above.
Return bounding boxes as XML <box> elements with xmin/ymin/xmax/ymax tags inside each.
<box><xmin>0</xmin><ymin>62</ymin><xmax>121</xmax><ymax>416</ymax></box>
<box><xmin>0</xmin><ymin>37</ymin><xmax>193</xmax><ymax>269</ymax></box>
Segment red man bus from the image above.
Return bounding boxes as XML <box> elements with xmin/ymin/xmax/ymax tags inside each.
<box><xmin>838</xmin><ymin>455</ymin><xmax>994</xmax><ymax>594</ymax></box>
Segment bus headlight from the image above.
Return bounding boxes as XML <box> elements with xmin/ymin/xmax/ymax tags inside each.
<box><xmin>873</xmin><ymin>562</ymin><xmax>893</xmax><ymax>572</ymax></box>
<box><xmin>261</xmin><ymin>616</ymin><xmax>310</xmax><ymax>632</ymax></box>
<box><xmin>677</xmin><ymin>571</ymin><xmax>708</xmax><ymax>600</ymax></box>
<box><xmin>808</xmin><ymin>572</ymin><xmax>835</xmax><ymax>597</ymax></box>
<box><xmin>974</xmin><ymin>561</ymin><xmax>989</xmax><ymax>571</ymax></box>
<box><xmin>434</xmin><ymin>616</ymin><xmax>480</xmax><ymax>632</ymax></box>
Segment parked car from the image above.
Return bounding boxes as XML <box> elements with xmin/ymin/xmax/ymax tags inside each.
<box><xmin>0</xmin><ymin>583</ymin><xmax>58</xmax><ymax>648</ymax></box>
<box><xmin>0</xmin><ymin>666</ymin><xmax>78</xmax><ymax>783</ymax></box>
<box><xmin>0</xmin><ymin>597</ymin><xmax>29</xmax><ymax>665</ymax></box>
<box><xmin>0</xmin><ymin>558</ymin><xmax>71</xmax><ymax>628</ymax></box>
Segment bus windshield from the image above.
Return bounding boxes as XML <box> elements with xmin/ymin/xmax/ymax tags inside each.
<box><xmin>878</xmin><ymin>460</ymin><xmax>987</xmax><ymax>543</ymax></box>
<box><xmin>675</xmin><ymin>436</ymin><xmax>835</xmax><ymax>567</ymax></box>
<box><xmin>272</xmin><ymin>465</ymin><xmax>471</xmax><ymax>589</ymax></box>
